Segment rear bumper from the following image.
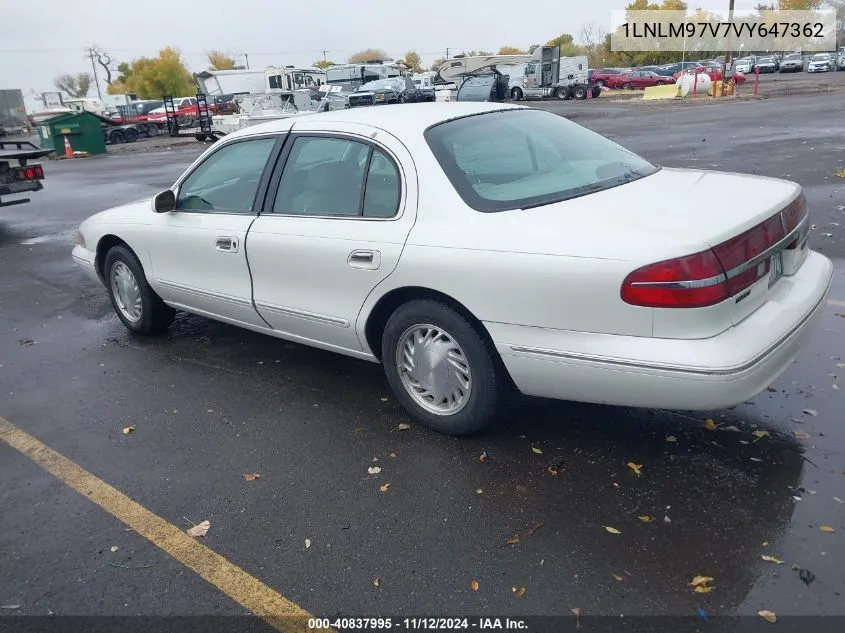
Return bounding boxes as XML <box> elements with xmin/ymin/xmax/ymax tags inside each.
<box><xmin>71</xmin><ymin>245</ymin><xmax>101</xmax><ymax>285</ymax></box>
<box><xmin>487</xmin><ymin>251</ymin><xmax>833</xmax><ymax>411</ymax></box>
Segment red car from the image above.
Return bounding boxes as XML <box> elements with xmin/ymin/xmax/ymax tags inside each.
<box><xmin>608</xmin><ymin>70</ymin><xmax>676</xmax><ymax>90</ymax></box>
<box><xmin>672</xmin><ymin>67</ymin><xmax>747</xmax><ymax>84</ymax></box>
<box><xmin>590</xmin><ymin>68</ymin><xmax>627</xmax><ymax>88</ymax></box>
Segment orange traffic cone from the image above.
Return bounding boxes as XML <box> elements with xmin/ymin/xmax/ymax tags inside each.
<box><xmin>63</xmin><ymin>135</ymin><xmax>73</xmax><ymax>158</ymax></box>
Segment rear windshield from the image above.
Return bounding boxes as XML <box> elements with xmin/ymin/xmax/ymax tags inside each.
<box><xmin>424</xmin><ymin>109</ymin><xmax>659</xmax><ymax>212</ymax></box>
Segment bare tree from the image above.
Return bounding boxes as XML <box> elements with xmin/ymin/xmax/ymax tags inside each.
<box><xmin>54</xmin><ymin>73</ymin><xmax>93</xmax><ymax>98</ymax></box>
<box><xmin>580</xmin><ymin>22</ymin><xmax>607</xmax><ymax>58</ymax></box>
<box><xmin>91</xmin><ymin>46</ymin><xmax>116</xmax><ymax>85</ymax></box>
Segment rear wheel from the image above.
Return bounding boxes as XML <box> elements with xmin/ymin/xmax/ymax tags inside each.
<box><xmin>595</xmin><ymin>79</ymin><xmax>606</xmax><ymax>87</ymax></box>
<box><xmin>622</xmin><ymin>82</ymin><xmax>633</xmax><ymax>90</ymax></box>
<box><xmin>656</xmin><ymin>80</ymin><xmax>665</xmax><ymax>85</ymax></box>
<box><xmin>123</xmin><ymin>127</ymin><xmax>139</xmax><ymax>142</ymax></box>
<box><xmin>555</xmin><ymin>86</ymin><xmax>569</xmax><ymax>100</ymax></box>
<box><xmin>382</xmin><ymin>299</ymin><xmax>508</xmax><ymax>435</ymax></box>
<box><xmin>591</xmin><ymin>85</ymin><xmax>601</xmax><ymax>98</ymax></box>
<box><xmin>109</xmin><ymin>129</ymin><xmax>125</xmax><ymax>144</ymax></box>
<box><xmin>573</xmin><ymin>85</ymin><xmax>587</xmax><ymax>99</ymax></box>
<box><xmin>104</xmin><ymin>245</ymin><xmax>175</xmax><ymax>335</ymax></box>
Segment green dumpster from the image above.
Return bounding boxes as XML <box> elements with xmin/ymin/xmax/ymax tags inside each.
<box><xmin>37</xmin><ymin>111</ymin><xmax>106</xmax><ymax>156</ymax></box>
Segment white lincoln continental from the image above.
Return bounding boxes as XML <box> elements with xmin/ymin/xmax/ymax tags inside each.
<box><xmin>73</xmin><ymin>102</ymin><xmax>833</xmax><ymax>434</ymax></box>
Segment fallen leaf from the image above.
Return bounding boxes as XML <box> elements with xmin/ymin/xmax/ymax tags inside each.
<box><xmin>373</xmin><ymin>577</ymin><xmax>380</xmax><ymax>588</ymax></box>
<box><xmin>721</xmin><ymin>425</ymin><xmax>741</xmax><ymax>432</ymax></box>
<box><xmin>525</xmin><ymin>522</ymin><xmax>544</xmax><ymax>536</ymax></box>
<box><xmin>372</xmin><ymin>457</ymin><xmax>378</xmax><ymax>462</ymax></box>
<box><xmin>506</xmin><ymin>534</ymin><xmax>520</xmax><ymax>546</ymax></box>
<box><xmin>793</xmin><ymin>431</ymin><xmax>810</xmax><ymax>440</ymax></box>
<box><xmin>752</xmin><ymin>430</ymin><xmax>770</xmax><ymax>441</ymax></box>
<box><xmin>547</xmin><ymin>466</ymin><xmax>559</xmax><ymax>476</ymax></box>
<box><xmin>739</xmin><ymin>440</ymin><xmax>750</xmax><ymax>445</ymax></box>
<box><xmin>750</xmin><ymin>457</ymin><xmax>763</xmax><ymax>462</ymax></box>
<box><xmin>694</xmin><ymin>585</ymin><xmax>713</xmax><ymax>593</ymax></box>
<box><xmin>380</xmin><ymin>397</ymin><xmax>388</xmax><ymax>402</ymax></box>
<box><xmin>758</xmin><ymin>610</ymin><xmax>777</xmax><ymax>624</ymax></box>
<box><xmin>638</xmin><ymin>515</ymin><xmax>654</xmax><ymax>523</ymax></box>
<box><xmin>477</xmin><ymin>489</ymin><xmax>483</xmax><ymax>494</ymax></box>
<box><xmin>186</xmin><ymin>520</ymin><xmax>210</xmax><ymax>538</ymax></box>
<box><xmin>305</xmin><ymin>539</ymin><xmax>311</xmax><ymax>548</ymax></box>
<box><xmin>470</xmin><ymin>579</ymin><xmax>479</xmax><ymax>592</ymax></box>
<box><xmin>479</xmin><ymin>450</ymin><xmax>488</xmax><ymax>463</ymax></box>
<box><xmin>379</xmin><ymin>483</ymin><xmax>390</xmax><ymax>493</ymax></box>
<box><xmin>110</xmin><ymin>546</ymin><xmax>119</xmax><ymax>553</ymax></box>
<box><xmin>396</xmin><ymin>422</ymin><xmax>411</xmax><ymax>430</ymax></box>
<box><xmin>819</xmin><ymin>525</ymin><xmax>835</xmax><ymax>533</ymax></box>
<box><xmin>803</xmin><ymin>409</ymin><xmax>818</xmax><ymax>416</ymax></box>
<box><xmin>603</xmin><ymin>526</ymin><xmax>621</xmax><ymax>534</ymax></box>
<box><xmin>512</xmin><ymin>586</ymin><xmax>526</xmax><ymax>597</ymax></box>
<box><xmin>761</xmin><ymin>555</ymin><xmax>785</xmax><ymax>564</ymax></box>
<box><xmin>367</xmin><ymin>466</ymin><xmax>382</xmax><ymax>475</ymax></box>
<box><xmin>704</xmin><ymin>418</ymin><xmax>718</xmax><ymax>431</ymax></box>
<box><xmin>389</xmin><ymin>453</ymin><xmax>396</xmax><ymax>458</ymax></box>
<box><xmin>690</xmin><ymin>575</ymin><xmax>714</xmax><ymax>587</ymax></box>
<box><xmin>612</xmin><ymin>482</ymin><xmax>620</xmax><ymax>488</ymax></box>
<box><xmin>799</xmin><ymin>568</ymin><xmax>816</xmax><ymax>586</ymax></box>
<box><xmin>613</xmin><ymin>574</ymin><xmax>624</xmax><ymax>582</ymax></box>
<box><xmin>243</xmin><ymin>472</ymin><xmax>261</xmax><ymax>481</ymax></box>
<box><xmin>836</xmin><ymin>169</ymin><xmax>845</xmax><ymax>178</ymax></box>
<box><xmin>627</xmin><ymin>462</ymin><xmax>643</xmax><ymax>477</ymax></box>
<box><xmin>122</xmin><ymin>426</ymin><xmax>135</xmax><ymax>435</ymax></box>
<box><xmin>664</xmin><ymin>515</ymin><xmax>672</xmax><ymax>524</ymax></box>
<box><xmin>531</xmin><ymin>447</ymin><xmax>543</xmax><ymax>454</ymax></box>
<box><xmin>665</xmin><ymin>435</ymin><xmax>677</xmax><ymax>442</ymax></box>
<box><xmin>791</xmin><ymin>564</ymin><xmax>801</xmax><ymax>571</ymax></box>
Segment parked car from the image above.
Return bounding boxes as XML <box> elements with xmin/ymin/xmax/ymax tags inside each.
<box><xmin>590</xmin><ymin>68</ymin><xmax>625</xmax><ymax>87</ymax></box>
<box><xmin>71</xmin><ymin>102</ymin><xmax>833</xmax><ymax>435</ymax></box>
<box><xmin>807</xmin><ymin>53</ymin><xmax>834</xmax><ymax>73</ymax></box>
<box><xmin>654</xmin><ymin>61</ymin><xmax>701</xmax><ymax>77</ymax></box>
<box><xmin>609</xmin><ymin>70</ymin><xmax>675</xmax><ymax>89</ymax></box>
<box><xmin>733</xmin><ymin>58</ymin><xmax>754</xmax><ymax>74</ymax></box>
<box><xmin>779</xmin><ymin>53</ymin><xmax>804</xmax><ymax>73</ymax></box>
<box><xmin>348</xmin><ymin>77</ymin><xmax>432</xmax><ymax>107</ymax></box>
<box><xmin>837</xmin><ymin>46</ymin><xmax>845</xmax><ymax>70</ymax></box>
<box><xmin>754</xmin><ymin>57</ymin><xmax>778</xmax><ymax>73</ymax></box>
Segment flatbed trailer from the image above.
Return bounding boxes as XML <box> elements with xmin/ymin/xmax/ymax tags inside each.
<box><xmin>0</xmin><ymin>140</ymin><xmax>52</xmax><ymax>208</ymax></box>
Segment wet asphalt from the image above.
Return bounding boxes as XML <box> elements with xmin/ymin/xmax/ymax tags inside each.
<box><xmin>1</xmin><ymin>93</ymin><xmax>844</xmax><ymax>621</ymax></box>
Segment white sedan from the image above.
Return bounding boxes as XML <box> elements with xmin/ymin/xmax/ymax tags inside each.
<box><xmin>72</xmin><ymin>102</ymin><xmax>833</xmax><ymax>435</ymax></box>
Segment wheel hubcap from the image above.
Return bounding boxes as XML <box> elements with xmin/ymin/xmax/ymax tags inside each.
<box><xmin>396</xmin><ymin>324</ymin><xmax>471</xmax><ymax>416</ymax></box>
<box><xmin>110</xmin><ymin>261</ymin><xmax>142</xmax><ymax>322</ymax></box>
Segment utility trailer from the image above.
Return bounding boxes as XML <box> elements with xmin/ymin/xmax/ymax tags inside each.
<box><xmin>0</xmin><ymin>140</ymin><xmax>51</xmax><ymax>208</ymax></box>
<box><xmin>162</xmin><ymin>94</ymin><xmax>214</xmax><ymax>142</ymax></box>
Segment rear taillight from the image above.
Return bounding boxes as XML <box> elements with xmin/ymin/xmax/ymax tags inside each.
<box><xmin>622</xmin><ymin>193</ymin><xmax>808</xmax><ymax>309</ymax></box>
<box><xmin>11</xmin><ymin>164</ymin><xmax>44</xmax><ymax>181</ymax></box>
<box><xmin>620</xmin><ymin>250</ymin><xmax>728</xmax><ymax>308</ymax></box>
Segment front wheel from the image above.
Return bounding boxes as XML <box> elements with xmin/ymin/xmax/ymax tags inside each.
<box><xmin>510</xmin><ymin>87</ymin><xmax>522</xmax><ymax>101</ymax></box>
<box><xmin>382</xmin><ymin>299</ymin><xmax>508</xmax><ymax>435</ymax></box>
<box><xmin>622</xmin><ymin>82</ymin><xmax>633</xmax><ymax>90</ymax></box>
<box><xmin>104</xmin><ymin>245</ymin><xmax>175</xmax><ymax>335</ymax></box>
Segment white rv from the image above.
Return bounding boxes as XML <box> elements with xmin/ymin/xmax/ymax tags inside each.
<box><xmin>325</xmin><ymin>62</ymin><xmax>402</xmax><ymax>88</ymax></box>
<box><xmin>195</xmin><ymin>68</ymin><xmax>326</xmax><ymax>97</ymax></box>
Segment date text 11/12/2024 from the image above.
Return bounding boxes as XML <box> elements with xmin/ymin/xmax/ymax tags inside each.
<box><xmin>308</xmin><ymin>618</ymin><xmax>529</xmax><ymax>630</ymax></box>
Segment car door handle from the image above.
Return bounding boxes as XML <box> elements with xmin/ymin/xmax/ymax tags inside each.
<box><xmin>348</xmin><ymin>249</ymin><xmax>380</xmax><ymax>269</ymax></box>
<box><xmin>215</xmin><ymin>236</ymin><xmax>239</xmax><ymax>252</ymax></box>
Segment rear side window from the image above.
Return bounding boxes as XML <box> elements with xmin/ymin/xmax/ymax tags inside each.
<box><xmin>425</xmin><ymin>109</ymin><xmax>658</xmax><ymax>212</ymax></box>
<box><xmin>272</xmin><ymin>136</ymin><xmax>401</xmax><ymax>218</ymax></box>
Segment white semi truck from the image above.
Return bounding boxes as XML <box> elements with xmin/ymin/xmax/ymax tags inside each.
<box><xmin>438</xmin><ymin>46</ymin><xmax>596</xmax><ymax>101</ymax></box>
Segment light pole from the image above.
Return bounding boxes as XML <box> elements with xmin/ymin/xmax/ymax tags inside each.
<box><xmin>723</xmin><ymin>0</ymin><xmax>735</xmax><ymax>80</ymax></box>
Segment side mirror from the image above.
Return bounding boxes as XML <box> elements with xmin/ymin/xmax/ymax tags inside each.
<box><xmin>153</xmin><ymin>189</ymin><xmax>176</xmax><ymax>213</ymax></box>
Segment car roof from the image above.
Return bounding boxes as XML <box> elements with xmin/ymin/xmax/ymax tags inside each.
<box><xmin>228</xmin><ymin>102</ymin><xmax>529</xmax><ymax>141</ymax></box>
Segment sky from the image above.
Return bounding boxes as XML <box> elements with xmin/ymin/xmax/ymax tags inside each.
<box><xmin>0</xmin><ymin>0</ymin><xmax>763</xmax><ymax>103</ymax></box>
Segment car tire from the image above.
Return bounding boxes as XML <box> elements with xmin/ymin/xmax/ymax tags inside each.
<box><xmin>104</xmin><ymin>245</ymin><xmax>175</xmax><ymax>335</ymax></box>
<box><xmin>381</xmin><ymin>299</ymin><xmax>508</xmax><ymax>436</ymax></box>
<box><xmin>573</xmin><ymin>85</ymin><xmax>587</xmax><ymax>99</ymax></box>
<box><xmin>124</xmin><ymin>127</ymin><xmax>139</xmax><ymax>142</ymax></box>
<box><xmin>591</xmin><ymin>85</ymin><xmax>601</xmax><ymax>98</ymax></box>
<box><xmin>510</xmin><ymin>87</ymin><xmax>523</xmax><ymax>101</ymax></box>
<box><xmin>622</xmin><ymin>82</ymin><xmax>632</xmax><ymax>90</ymax></box>
<box><xmin>657</xmin><ymin>80</ymin><xmax>665</xmax><ymax>85</ymax></box>
<box><xmin>555</xmin><ymin>86</ymin><xmax>569</xmax><ymax>100</ymax></box>
<box><xmin>595</xmin><ymin>79</ymin><xmax>606</xmax><ymax>87</ymax></box>
<box><xmin>109</xmin><ymin>129</ymin><xmax>125</xmax><ymax>144</ymax></box>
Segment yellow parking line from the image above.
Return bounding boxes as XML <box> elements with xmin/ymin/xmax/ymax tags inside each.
<box><xmin>0</xmin><ymin>416</ymin><xmax>318</xmax><ymax>633</ymax></box>
<box><xmin>829</xmin><ymin>299</ymin><xmax>845</xmax><ymax>308</ymax></box>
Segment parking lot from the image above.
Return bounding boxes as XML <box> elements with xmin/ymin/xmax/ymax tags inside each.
<box><xmin>2</xmin><ymin>93</ymin><xmax>844</xmax><ymax>627</ymax></box>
